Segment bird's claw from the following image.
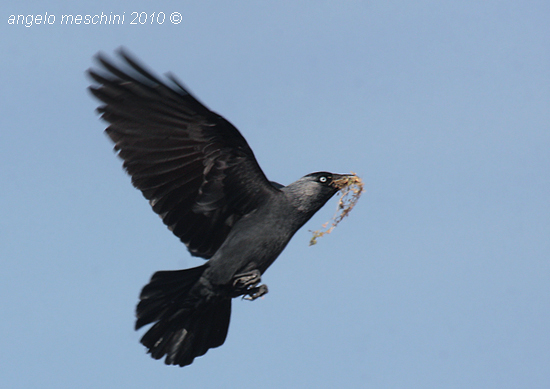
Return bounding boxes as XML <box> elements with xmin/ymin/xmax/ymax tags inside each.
<box><xmin>231</xmin><ymin>270</ymin><xmax>268</xmax><ymax>300</ymax></box>
<box><xmin>243</xmin><ymin>284</ymin><xmax>268</xmax><ymax>300</ymax></box>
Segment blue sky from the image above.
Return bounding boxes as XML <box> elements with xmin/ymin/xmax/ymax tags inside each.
<box><xmin>1</xmin><ymin>1</ymin><xmax>549</xmax><ymax>388</ymax></box>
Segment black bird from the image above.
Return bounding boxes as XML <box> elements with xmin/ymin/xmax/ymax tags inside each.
<box><xmin>88</xmin><ymin>49</ymin><xmax>353</xmax><ymax>367</ymax></box>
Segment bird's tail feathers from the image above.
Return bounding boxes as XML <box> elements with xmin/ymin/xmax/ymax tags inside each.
<box><xmin>135</xmin><ymin>264</ymin><xmax>231</xmax><ymax>367</ymax></box>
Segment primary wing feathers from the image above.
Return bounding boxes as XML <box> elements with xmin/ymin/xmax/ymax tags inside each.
<box><xmin>89</xmin><ymin>49</ymin><xmax>280</xmax><ymax>258</ymax></box>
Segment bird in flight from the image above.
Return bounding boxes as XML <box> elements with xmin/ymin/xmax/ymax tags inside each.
<box><xmin>88</xmin><ymin>49</ymin><xmax>357</xmax><ymax>367</ymax></box>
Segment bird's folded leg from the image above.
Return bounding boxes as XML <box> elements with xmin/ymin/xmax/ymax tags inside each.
<box><xmin>232</xmin><ymin>269</ymin><xmax>262</xmax><ymax>288</ymax></box>
<box><xmin>231</xmin><ymin>270</ymin><xmax>268</xmax><ymax>300</ymax></box>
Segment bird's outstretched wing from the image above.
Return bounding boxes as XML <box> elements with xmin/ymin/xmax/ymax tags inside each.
<box><xmin>88</xmin><ymin>49</ymin><xmax>281</xmax><ymax>259</ymax></box>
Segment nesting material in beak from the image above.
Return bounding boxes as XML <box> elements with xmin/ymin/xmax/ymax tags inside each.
<box><xmin>309</xmin><ymin>172</ymin><xmax>365</xmax><ymax>245</ymax></box>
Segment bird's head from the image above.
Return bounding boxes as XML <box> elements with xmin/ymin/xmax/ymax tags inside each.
<box><xmin>283</xmin><ymin>172</ymin><xmax>353</xmax><ymax>215</ymax></box>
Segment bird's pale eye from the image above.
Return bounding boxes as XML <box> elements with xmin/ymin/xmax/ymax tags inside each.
<box><xmin>319</xmin><ymin>176</ymin><xmax>328</xmax><ymax>183</ymax></box>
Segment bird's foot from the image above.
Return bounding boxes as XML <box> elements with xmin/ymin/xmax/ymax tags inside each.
<box><xmin>243</xmin><ymin>284</ymin><xmax>268</xmax><ymax>301</ymax></box>
<box><xmin>231</xmin><ymin>270</ymin><xmax>268</xmax><ymax>300</ymax></box>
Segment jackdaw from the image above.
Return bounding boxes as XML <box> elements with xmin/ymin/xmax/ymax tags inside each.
<box><xmin>88</xmin><ymin>49</ymin><xmax>354</xmax><ymax>367</ymax></box>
